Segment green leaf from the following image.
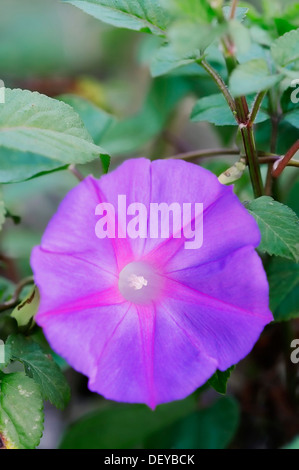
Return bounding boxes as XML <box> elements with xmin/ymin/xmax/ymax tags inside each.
<box><xmin>282</xmin><ymin>435</ymin><xmax>299</xmax><ymax>449</ymax></box>
<box><xmin>283</xmin><ymin>109</ymin><xmax>299</xmax><ymax>128</ymax></box>
<box><xmin>58</xmin><ymin>94</ymin><xmax>115</xmax><ymax>144</ymax></box>
<box><xmin>246</xmin><ymin>196</ymin><xmax>299</xmax><ymax>262</ymax></box>
<box><xmin>274</xmin><ymin>18</ymin><xmax>298</xmax><ymax>36</ymax></box>
<box><xmin>11</xmin><ymin>285</ymin><xmax>39</xmax><ymax>328</ymax></box>
<box><xmin>168</xmin><ymin>22</ymin><xmax>226</xmax><ymax>56</ymax></box>
<box><xmin>267</xmin><ymin>258</ymin><xmax>299</xmax><ymax>321</ymax></box>
<box><xmin>163</xmin><ymin>0</ymin><xmax>216</xmax><ymax>23</ymax></box>
<box><xmin>7</xmin><ymin>335</ymin><xmax>70</xmax><ymax>409</ymax></box>
<box><xmin>208</xmin><ymin>367</ymin><xmax>235</xmax><ymax>394</ymax></box>
<box><xmin>0</xmin><ymin>372</ymin><xmax>43</xmax><ymax>449</ymax></box>
<box><xmin>0</xmin><ymin>277</ymin><xmax>15</xmax><ymax>303</ymax></box>
<box><xmin>146</xmin><ymin>397</ymin><xmax>239</xmax><ymax>449</ymax></box>
<box><xmin>60</xmin><ymin>396</ymin><xmax>196</xmax><ymax>449</ymax></box>
<box><xmin>0</xmin><ymin>188</ymin><xmax>5</xmax><ymax>232</ymax></box>
<box><xmin>63</xmin><ymin>0</ymin><xmax>169</xmax><ymax>36</ymax></box>
<box><xmin>229</xmin><ymin>59</ymin><xmax>282</xmax><ymax>97</ymax></box>
<box><xmin>0</xmin><ymin>315</ymin><xmax>18</xmax><ymax>344</ymax></box>
<box><xmin>0</xmin><ymin>341</ymin><xmax>12</xmax><ymax>370</ymax></box>
<box><xmin>271</xmin><ymin>29</ymin><xmax>299</xmax><ymax>68</ymax></box>
<box><xmin>100</xmin><ymin>153</ymin><xmax>111</xmax><ymax>174</ymax></box>
<box><xmin>228</xmin><ymin>20</ymin><xmax>251</xmax><ymax>56</ymax></box>
<box><xmin>191</xmin><ymin>93</ymin><xmax>268</xmax><ymax>126</ymax></box>
<box><xmin>282</xmin><ymin>3</ymin><xmax>299</xmax><ymax>28</ymax></box>
<box><xmin>0</xmin><ymin>88</ymin><xmax>109</xmax><ymax>183</ymax></box>
<box><xmin>150</xmin><ymin>21</ymin><xmax>226</xmax><ymax>77</ymax></box>
<box><xmin>151</xmin><ymin>44</ymin><xmax>199</xmax><ymax>78</ymax></box>
<box><xmin>223</xmin><ymin>6</ymin><xmax>249</xmax><ymax>22</ymax></box>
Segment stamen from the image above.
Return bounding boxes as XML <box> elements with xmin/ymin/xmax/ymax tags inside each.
<box><xmin>118</xmin><ymin>261</ymin><xmax>162</xmax><ymax>304</ymax></box>
<box><xmin>128</xmin><ymin>274</ymin><xmax>148</xmax><ymax>290</ymax></box>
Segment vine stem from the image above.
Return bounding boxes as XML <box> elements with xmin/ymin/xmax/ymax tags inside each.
<box><xmin>229</xmin><ymin>0</ymin><xmax>239</xmax><ymax>19</ymax></box>
<box><xmin>249</xmin><ymin>91</ymin><xmax>267</xmax><ymax>124</ymax></box>
<box><xmin>272</xmin><ymin>140</ymin><xmax>299</xmax><ymax>178</ymax></box>
<box><xmin>168</xmin><ymin>148</ymin><xmax>239</xmax><ymax>160</ymax></box>
<box><xmin>200</xmin><ymin>60</ymin><xmax>237</xmax><ymax>117</ymax></box>
<box><xmin>69</xmin><ymin>164</ymin><xmax>84</xmax><ymax>182</ymax></box>
<box><xmin>167</xmin><ymin>148</ymin><xmax>299</xmax><ymax>168</ymax></box>
<box><xmin>240</xmin><ymin>123</ymin><xmax>264</xmax><ymax>198</ymax></box>
<box><xmin>0</xmin><ymin>276</ymin><xmax>34</xmax><ymax>313</ymax></box>
<box><xmin>199</xmin><ymin>57</ymin><xmax>264</xmax><ymax>197</ymax></box>
<box><xmin>201</xmin><ymin>2</ymin><xmax>265</xmax><ymax>198</ymax></box>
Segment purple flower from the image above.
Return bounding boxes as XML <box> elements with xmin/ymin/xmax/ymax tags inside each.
<box><xmin>31</xmin><ymin>159</ymin><xmax>272</xmax><ymax>408</ymax></box>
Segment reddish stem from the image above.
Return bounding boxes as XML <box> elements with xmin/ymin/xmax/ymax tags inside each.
<box><xmin>272</xmin><ymin>140</ymin><xmax>299</xmax><ymax>178</ymax></box>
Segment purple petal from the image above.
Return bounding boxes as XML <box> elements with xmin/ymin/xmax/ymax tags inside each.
<box><xmin>167</xmin><ymin>246</ymin><xmax>271</xmax><ymax>316</ymax></box>
<box><xmin>31</xmin><ymin>247</ymin><xmax>118</xmax><ymax>313</ymax></box>
<box><xmin>161</xmin><ymin>273</ymin><xmax>272</xmax><ymax>371</ymax></box>
<box><xmin>144</xmin><ymin>184</ymin><xmax>260</xmax><ymax>272</ymax></box>
<box><xmin>96</xmin><ymin>158</ymin><xmax>152</xmax><ymax>260</ymax></box>
<box><xmin>36</xmin><ymin>301</ymin><xmax>130</xmax><ymax>384</ymax></box>
<box><xmin>38</xmin><ymin>176</ymin><xmax>119</xmax><ymax>274</ymax></box>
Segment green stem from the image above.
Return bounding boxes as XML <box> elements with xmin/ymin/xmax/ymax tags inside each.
<box><xmin>214</xmin><ymin>2</ymin><xmax>264</xmax><ymax>197</ymax></box>
<box><xmin>240</xmin><ymin>124</ymin><xmax>264</xmax><ymax>197</ymax></box>
<box><xmin>200</xmin><ymin>60</ymin><xmax>237</xmax><ymax>118</ymax></box>
<box><xmin>249</xmin><ymin>91</ymin><xmax>267</xmax><ymax>124</ymax></box>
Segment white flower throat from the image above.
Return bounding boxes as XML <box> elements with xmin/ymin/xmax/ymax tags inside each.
<box><xmin>118</xmin><ymin>261</ymin><xmax>162</xmax><ymax>304</ymax></box>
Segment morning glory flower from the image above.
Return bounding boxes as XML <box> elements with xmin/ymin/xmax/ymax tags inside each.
<box><xmin>31</xmin><ymin>159</ymin><xmax>272</xmax><ymax>408</ymax></box>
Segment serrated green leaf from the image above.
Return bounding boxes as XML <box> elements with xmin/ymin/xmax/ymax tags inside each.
<box><xmin>11</xmin><ymin>285</ymin><xmax>39</xmax><ymax>328</ymax></box>
<box><xmin>7</xmin><ymin>335</ymin><xmax>70</xmax><ymax>409</ymax></box>
<box><xmin>168</xmin><ymin>22</ymin><xmax>226</xmax><ymax>56</ymax></box>
<box><xmin>229</xmin><ymin>59</ymin><xmax>282</xmax><ymax>97</ymax></box>
<box><xmin>271</xmin><ymin>29</ymin><xmax>299</xmax><ymax>68</ymax></box>
<box><xmin>267</xmin><ymin>258</ymin><xmax>299</xmax><ymax>321</ymax></box>
<box><xmin>145</xmin><ymin>397</ymin><xmax>240</xmax><ymax>449</ymax></box>
<box><xmin>247</xmin><ymin>196</ymin><xmax>299</xmax><ymax>262</ymax></box>
<box><xmin>162</xmin><ymin>0</ymin><xmax>216</xmax><ymax>23</ymax></box>
<box><xmin>60</xmin><ymin>396</ymin><xmax>196</xmax><ymax>449</ymax></box>
<box><xmin>150</xmin><ymin>21</ymin><xmax>226</xmax><ymax>78</ymax></box>
<box><xmin>0</xmin><ymin>88</ymin><xmax>109</xmax><ymax>183</ymax></box>
<box><xmin>0</xmin><ymin>371</ymin><xmax>43</xmax><ymax>449</ymax></box>
<box><xmin>151</xmin><ymin>44</ymin><xmax>199</xmax><ymax>78</ymax></box>
<box><xmin>58</xmin><ymin>94</ymin><xmax>115</xmax><ymax>144</ymax></box>
<box><xmin>63</xmin><ymin>0</ymin><xmax>169</xmax><ymax>36</ymax></box>
<box><xmin>191</xmin><ymin>93</ymin><xmax>268</xmax><ymax>126</ymax></box>
<box><xmin>208</xmin><ymin>367</ymin><xmax>235</xmax><ymax>394</ymax></box>
<box><xmin>223</xmin><ymin>6</ymin><xmax>248</xmax><ymax>22</ymax></box>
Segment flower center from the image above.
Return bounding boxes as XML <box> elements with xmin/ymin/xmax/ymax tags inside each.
<box><xmin>118</xmin><ymin>261</ymin><xmax>161</xmax><ymax>304</ymax></box>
